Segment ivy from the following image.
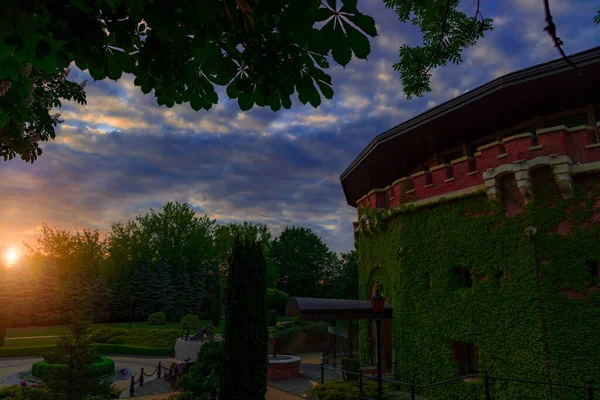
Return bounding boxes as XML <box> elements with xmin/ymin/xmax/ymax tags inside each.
<box><xmin>356</xmin><ymin>173</ymin><xmax>600</xmax><ymax>399</ymax></box>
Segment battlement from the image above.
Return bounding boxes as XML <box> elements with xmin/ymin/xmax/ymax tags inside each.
<box><xmin>357</xmin><ymin>125</ymin><xmax>600</xmax><ymax>210</ymax></box>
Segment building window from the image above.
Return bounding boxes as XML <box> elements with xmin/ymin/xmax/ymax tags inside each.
<box><xmin>453</xmin><ymin>341</ymin><xmax>479</xmax><ymax>375</ymax></box>
<box><xmin>587</xmin><ymin>261</ymin><xmax>599</xmax><ymax>283</ymax></box>
<box><xmin>453</xmin><ymin>268</ymin><xmax>473</xmax><ymax>288</ymax></box>
<box><xmin>544</xmin><ymin>112</ymin><xmax>589</xmax><ymax>128</ymax></box>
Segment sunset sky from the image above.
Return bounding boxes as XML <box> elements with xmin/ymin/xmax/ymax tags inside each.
<box><xmin>1</xmin><ymin>0</ymin><xmax>599</xmax><ymax>254</ymax></box>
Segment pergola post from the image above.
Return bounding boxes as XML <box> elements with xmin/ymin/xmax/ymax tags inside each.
<box><xmin>348</xmin><ymin>319</ymin><xmax>354</xmax><ymax>357</ymax></box>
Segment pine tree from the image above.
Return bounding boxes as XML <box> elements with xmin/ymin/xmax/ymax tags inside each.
<box><xmin>149</xmin><ymin>258</ymin><xmax>173</xmax><ymax>315</ymax></box>
<box><xmin>170</xmin><ymin>265</ymin><xmax>194</xmax><ymax>321</ymax></box>
<box><xmin>62</xmin><ymin>270</ymin><xmax>94</xmax><ymax>324</ymax></box>
<box><xmin>109</xmin><ymin>267</ymin><xmax>131</xmax><ymax>322</ymax></box>
<box><xmin>36</xmin><ymin>264</ymin><xmax>62</xmax><ymax>325</ymax></box>
<box><xmin>43</xmin><ymin>321</ymin><xmax>111</xmax><ymax>399</ymax></box>
<box><xmin>130</xmin><ymin>259</ymin><xmax>154</xmax><ymax>320</ymax></box>
<box><xmin>91</xmin><ymin>276</ymin><xmax>111</xmax><ymax>323</ymax></box>
<box><xmin>220</xmin><ymin>236</ymin><xmax>268</xmax><ymax>399</ymax></box>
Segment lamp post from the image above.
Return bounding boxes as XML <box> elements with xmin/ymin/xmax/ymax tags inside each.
<box><xmin>371</xmin><ymin>289</ymin><xmax>386</xmax><ymax>400</ymax></box>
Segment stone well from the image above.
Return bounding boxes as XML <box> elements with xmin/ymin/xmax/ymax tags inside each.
<box><xmin>267</xmin><ymin>355</ymin><xmax>301</xmax><ymax>382</ymax></box>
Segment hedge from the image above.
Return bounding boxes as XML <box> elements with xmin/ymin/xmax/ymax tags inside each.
<box><xmin>91</xmin><ymin>327</ymin><xmax>180</xmax><ymax>348</ymax></box>
<box><xmin>0</xmin><ymin>344</ymin><xmax>171</xmax><ymax>358</ymax></box>
<box><xmin>31</xmin><ymin>356</ymin><xmax>115</xmax><ymax>379</ymax></box>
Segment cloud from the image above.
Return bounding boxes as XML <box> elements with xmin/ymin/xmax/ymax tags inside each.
<box><xmin>1</xmin><ymin>0</ymin><xmax>599</xmax><ymax>255</ymax></box>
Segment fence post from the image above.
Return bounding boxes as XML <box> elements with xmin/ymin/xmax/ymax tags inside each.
<box><xmin>129</xmin><ymin>376</ymin><xmax>135</xmax><ymax>397</ymax></box>
<box><xmin>587</xmin><ymin>379</ymin><xmax>594</xmax><ymax>400</ymax></box>
<box><xmin>320</xmin><ymin>362</ymin><xmax>324</xmax><ymax>384</ymax></box>
<box><xmin>484</xmin><ymin>369</ymin><xmax>490</xmax><ymax>400</ymax></box>
<box><xmin>139</xmin><ymin>368</ymin><xmax>144</xmax><ymax>387</ymax></box>
<box><xmin>410</xmin><ymin>378</ymin><xmax>416</xmax><ymax>400</ymax></box>
<box><xmin>359</xmin><ymin>369</ymin><xmax>363</xmax><ymax>396</ymax></box>
<box><xmin>157</xmin><ymin>362</ymin><xmax>162</xmax><ymax>379</ymax></box>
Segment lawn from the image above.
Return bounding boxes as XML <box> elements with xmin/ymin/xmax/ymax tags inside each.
<box><xmin>4</xmin><ymin>337</ymin><xmax>60</xmax><ymax>347</ymax></box>
<box><xmin>7</xmin><ymin>320</ymin><xmax>224</xmax><ymax>339</ymax></box>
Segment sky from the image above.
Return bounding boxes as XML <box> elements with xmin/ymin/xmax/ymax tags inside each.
<box><xmin>1</xmin><ymin>0</ymin><xmax>599</xmax><ymax>255</ymax></box>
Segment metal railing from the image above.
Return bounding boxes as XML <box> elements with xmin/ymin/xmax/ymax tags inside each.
<box><xmin>128</xmin><ymin>361</ymin><xmax>171</xmax><ymax>397</ymax></box>
<box><xmin>319</xmin><ymin>363</ymin><xmax>599</xmax><ymax>400</ymax></box>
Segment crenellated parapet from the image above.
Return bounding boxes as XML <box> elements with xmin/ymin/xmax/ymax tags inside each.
<box><xmin>356</xmin><ymin>125</ymin><xmax>600</xmax><ymax>211</ymax></box>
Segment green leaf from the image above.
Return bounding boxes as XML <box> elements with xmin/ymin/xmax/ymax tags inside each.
<box><xmin>340</xmin><ymin>0</ymin><xmax>358</xmax><ymax>13</ymax></box>
<box><xmin>345</xmin><ymin>24</ymin><xmax>370</xmax><ymax>59</ymax></box>
<box><xmin>254</xmin><ymin>89</ymin><xmax>265</xmax><ymax>107</ymax></box>
<box><xmin>281</xmin><ymin>95</ymin><xmax>292</xmax><ymax>110</ymax></box>
<box><xmin>269</xmin><ymin>90</ymin><xmax>281</xmax><ymax>112</ymax></box>
<box><xmin>331</xmin><ymin>25</ymin><xmax>352</xmax><ymax>66</ymax></box>
<box><xmin>105</xmin><ymin>52</ymin><xmax>123</xmax><ymax>80</ymax></box>
<box><xmin>226</xmin><ymin>79</ymin><xmax>241</xmax><ymax>99</ymax></box>
<box><xmin>238</xmin><ymin>89</ymin><xmax>254</xmax><ymax>111</ymax></box>
<box><xmin>113</xmin><ymin>50</ymin><xmax>136</xmax><ymax>74</ymax></box>
<box><xmin>0</xmin><ymin>109</ymin><xmax>9</xmax><ymax>128</ymax></box>
<box><xmin>190</xmin><ymin>94</ymin><xmax>203</xmax><ymax>111</ymax></box>
<box><xmin>316</xmin><ymin>79</ymin><xmax>334</xmax><ymax>100</ymax></box>
<box><xmin>348</xmin><ymin>14</ymin><xmax>378</xmax><ymax>37</ymax></box>
<box><xmin>315</xmin><ymin>7</ymin><xmax>332</xmax><ymax>22</ymax></box>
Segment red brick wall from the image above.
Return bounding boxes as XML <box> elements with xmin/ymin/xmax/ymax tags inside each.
<box><xmin>359</xmin><ymin>127</ymin><xmax>600</xmax><ymax>211</ymax></box>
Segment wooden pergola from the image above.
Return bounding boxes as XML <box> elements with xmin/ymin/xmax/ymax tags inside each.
<box><xmin>286</xmin><ymin>297</ymin><xmax>393</xmax><ymax>365</ymax></box>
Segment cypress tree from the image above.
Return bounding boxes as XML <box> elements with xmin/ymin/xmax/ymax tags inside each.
<box><xmin>220</xmin><ymin>236</ymin><xmax>268</xmax><ymax>399</ymax></box>
<box><xmin>211</xmin><ymin>281</ymin><xmax>221</xmax><ymax>327</ymax></box>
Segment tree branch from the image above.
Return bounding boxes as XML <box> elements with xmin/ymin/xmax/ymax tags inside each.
<box><xmin>543</xmin><ymin>0</ymin><xmax>580</xmax><ymax>73</ymax></box>
<box><xmin>425</xmin><ymin>0</ymin><xmax>452</xmax><ymax>74</ymax></box>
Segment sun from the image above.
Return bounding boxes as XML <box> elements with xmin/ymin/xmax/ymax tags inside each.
<box><xmin>5</xmin><ymin>247</ymin><xmax>19</xmax><ymax>267</ymax></box>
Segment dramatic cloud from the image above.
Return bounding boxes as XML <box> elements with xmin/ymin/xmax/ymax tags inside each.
<box><xmin>1</xmin><ymin>0</ymin><xmax>599</xmax><ymax>254</ymax></box>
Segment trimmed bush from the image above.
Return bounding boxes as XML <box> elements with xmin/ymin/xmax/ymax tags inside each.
<box><xmin>0</xmin><ymin>345</ymin><xmax>57</xmax><ymax>358</ymax></box>
<box><xmin>311</xmin><ymin>380</ymin><xmax>377</xmax><ymax>400</ymax></box>
<box><xmin>266</xmin><ymin>288</ymin><xmax>289</xmax><ymax>316</ymax></box>
<box><xmin>267</xmin><ymin>310</ymin><xmax>277</xmax><ymax>327</ymax></box>
<box><xmin>91</xmin><ymin>344</ymin><xmax>172</xmax><ymax>356</ymax></box>
<box><xmin>90</xmin><ymin>327</ymin><xmax>180</xmax><ymax>347</ymax></box>
<box><xmin>180</xmin><ymin>314</ymin><xmax>201</xmax><ymax>331</ymax></box>
<box><xmin>148</xmin><ymin>312</ymin><xmax>167</xmax><ymax>325</ymax></box>
<box><xmin>0</xmin><ymin>344</ymin><xmax>171</xmax><ymax>358</ymax></box>
<box><xmin>31</xmin><ymin>356</ymin><xmax>115</xmax><ymax>379</ymax></box>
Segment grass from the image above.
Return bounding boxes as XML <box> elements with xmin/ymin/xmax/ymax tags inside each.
<box><xmin>6</xmin><ymin>320</ymin><xmax>224</xmax><ymax>339</ymax></box>
<box><xmin>4</xmin><ymin>337</ymin><xmax>60</xmax><ymax>347</ymax></box>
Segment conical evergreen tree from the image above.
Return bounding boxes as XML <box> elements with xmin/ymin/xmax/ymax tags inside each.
<box><xmin>131</xmin><ymin>259</ymin><xmax>154</xmax><ymax>320</ymax></box>
<box><xmin>150</xmin><ymin>257</ymin><xmax>174</xmax><ymax>315</ymax></box>
<box><xmin>220</xmin><ymin>236</ymin><xmax>268</xmax><ymax>399</ymax></box>
<box><xmin>170</xmin><ymin>265</ymin><xmax>194</xmax><ymax>321</ymax></box>
<box><xmin>109</xmin><ymin>267</ymin><xmax>131</xmax><ymax>322</ymax></box>
<box><xmin>91</xmin><ymin>276</ymin><xmax>111</xmax><ymax>323</ymax></box>
<box><xmin>62</xmin><ymin>270</ymin><xmax>94</xmax><ymax>324</ymax></box>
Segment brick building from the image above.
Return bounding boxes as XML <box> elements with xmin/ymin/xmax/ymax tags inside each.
<box><xmin>340</xmin><ymin>47</ymin><xmax>600</xmax><ymax>399</ymax></box>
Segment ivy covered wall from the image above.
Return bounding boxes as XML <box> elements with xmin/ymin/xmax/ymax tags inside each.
<box><xmin>356</xmin><ymin>170</ymin><xmax>600</xmax><ymax>400</ymax></box>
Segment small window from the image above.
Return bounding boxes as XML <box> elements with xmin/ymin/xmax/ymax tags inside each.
<box><xmin>587</xmin><ymin>261</ymin><xmax>599</xmax><ymax>283</ymax></box>
<box><xmin>453</xmin><ymin>341</ymin><xmax>479</xmax><ymax>375</ymax></box>
<box><xmin>453</xmin><ymin>268</ymin><xmax>472</xmax><ymax>288</ymax></box>
<box><xmin>444</xmin><ymin>149</ymin><xmax>464</xmax><ymax>164</ymax></box>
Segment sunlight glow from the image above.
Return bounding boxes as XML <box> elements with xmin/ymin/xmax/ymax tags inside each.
<box><xmin>5</xmin><ymin>247</ymin><xmax>19</xmax><ymax>267</ymax></box>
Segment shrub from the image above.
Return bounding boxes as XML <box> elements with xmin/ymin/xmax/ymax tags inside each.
<box><xmin>90</xmin><ymin>327</ymin><xmax>180</xmax><ymax>347</ymax></box>
<box><xmin>31</xmin><ymin>357</ymin><xmax>115</xmax><ymax>379</ymax></box>
<box><xmin>311</xmin><ymin>380</ymin><xmax>377</xmax><ymax>400</ymax></box>
<box><xmin>180</xmin><ymin>314</ymin><xmax>201</xmax><ymax>331</ymax></box>
<box><xmin>271</xmin><ymin>321</ymin><xmax>328</xmax><ymax>353</ymax></box>
<box><xmin>341</xmin><ymin>357</ymin><xmax>360</xmax><ymax>382</ymax></box>
<box><xmin>0</xmin><ymin>346</ymin><xmax>57</xmax><ymax>358</ymax></box>
<box><xmin>268</xmin><ymin>310</ymin><xmax>277</xmax><ymax>327</ymax></box>
<box><xmin>90</xmin><ymin>344</ymin><xmax>172</xmax><ymax>356</ymax></box>
<box><xmin>148</xmin><ymin>312</ymin><xmax>167</xmax><ymax>325</ymax></box>
<box><xmin>179</xmin><ymin>340</ymin><xmax>223</xmax><ymax>398</ymax></box>
<box><xmin>0</xmin><ymin>383</ymin><xmax>50</xmax><ymax>400</ymax></box>
<box><xmin>266</xmin><ymin>288</ymin><xmax>289</xmax><ymax>316</ymax></box>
